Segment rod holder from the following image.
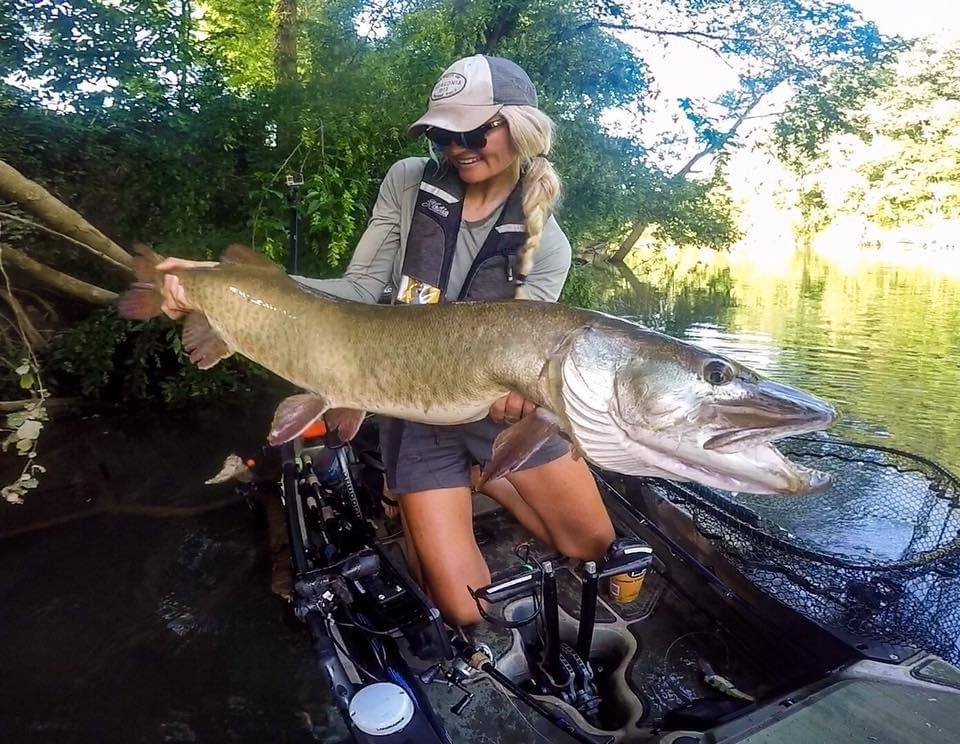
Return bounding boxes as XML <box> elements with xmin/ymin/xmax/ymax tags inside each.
<box><xmin>576</xmin><ymin>560</ymin><xmax>599</xmax><ymax>662</ymax></box>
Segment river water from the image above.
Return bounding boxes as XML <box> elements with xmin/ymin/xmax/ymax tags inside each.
<box><xmin>2</xmin><ymin>245</ymin><xmax>959</xmax><ymax>741</ymax></box>
<box><xmin>596</xmin><ymin>245</ymin><xmax>960</xmax><ymax>475</ymax></box>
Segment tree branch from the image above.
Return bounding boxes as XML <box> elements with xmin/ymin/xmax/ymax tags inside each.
<box><xmin>674</xmin><ymin>92</ymin><xmax>766</xmax><ymax>179</ymax></box>
<box><xmin>0</xmin><ymin>211</ymin><xmax>131</xmax><ymax>272</ymax></box>
<box><xmin>0</xmin><ymin>160</ymin><xmax>133</xmax><ymax>272</ymax></box>
<box><xmin>0</xmin><ymin>288</ymin><xmax>45</xmax><ymax>349</ymax></box>
<box><xmin>0</xmin><ymin>243</ymin><xmax>119</xmax><ymax>305</ymax></box>
<box><xmin>595</xmin><ymin>21</ymin><xmax>739</xmax><ymax>44</ymax></box>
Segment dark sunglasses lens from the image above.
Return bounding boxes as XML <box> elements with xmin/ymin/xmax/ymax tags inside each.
<box><xmin>427</xmin><ymin>123</ymin><xmax>490</xmax><ymax>150</ymax></box>
<box><xmin>460</xmin><ymin>128</ymin><xmax>488</xmax><ymax>149</ymax></box>
<box><xmin>427</xmin><ymin>129</ymin><xmax>455</xmax><ymax>147</ymax></box>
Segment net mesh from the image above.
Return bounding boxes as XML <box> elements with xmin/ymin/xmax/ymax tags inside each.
<box><xmin>648</xmin><ymin>436</ymin><xmax>960</xmax><ymax>665</ymax></box>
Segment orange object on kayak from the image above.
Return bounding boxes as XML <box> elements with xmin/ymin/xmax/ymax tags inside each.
<box><xmin>302</xmin><ymin>420</ymin><xmax>328</xmax><ymax>439</ymax></box>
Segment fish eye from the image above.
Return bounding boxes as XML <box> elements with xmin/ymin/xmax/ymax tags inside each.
<box><xmin>703</xmin><ymin>359</ymin><xmax>735</xmax><ymax>386</ymax></box>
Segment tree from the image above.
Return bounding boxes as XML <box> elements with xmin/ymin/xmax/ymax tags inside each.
<box><xmin>772</xmin><ymin>39</ymin><xmax>960</xmax><ymax>238</ymax></box>
<box><xmin>596</xmin><ymin>0</ymin><xmax>901</xmax><ymax>260</ymax></box>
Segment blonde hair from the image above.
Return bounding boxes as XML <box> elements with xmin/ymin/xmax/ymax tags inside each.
<box><xmin>499</xmin><ymin>106</ymin><xmax>562</xmax><ymax>299</ymax></box>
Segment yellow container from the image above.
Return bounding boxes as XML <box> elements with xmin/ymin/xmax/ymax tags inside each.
<box><xmin>609</xmin><ymin>569</ymin><xmax>646</xmax><ymax>604</ymax></box>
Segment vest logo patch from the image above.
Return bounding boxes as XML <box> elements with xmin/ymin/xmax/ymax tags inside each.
<box><xmin>398</xmin><ymin>275</ymin><xmax>442</xmax><ymax>305</ymax></box>
<box><xmin>431</xmin><ymin>73</ymin><xmax>467</xmax><ymax>100</ymax></box>
<box><xmin>421</xmin><ymin>198</ymin><xmax>450</xmax><ymax>218</ymax></box>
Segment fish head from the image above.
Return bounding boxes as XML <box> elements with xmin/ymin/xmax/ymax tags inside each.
<box><xmin>558</xmin><ymin>322</ymin><xmax>838</xmax><ymax>495</ymax></box>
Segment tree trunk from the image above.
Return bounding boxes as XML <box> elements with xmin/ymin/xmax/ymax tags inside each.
<box><xmin>178</xmin><ymin>0</ymin><xmax>193</xmax><ymax>109</ymax></box>
<box><xmin>479</xmin><ymin>1</ymin><xmax>523</xmax><ymax>54</ymax></box>
<box><xmin>450</xmin><ymin>0</ymin><xmax>471</xmax><ymax>57</ymax></box>
<box><xmin>274</xmin><ymin>0</ymin><xmax>301</xmax><ymax>158</ymax></box>
<box><xmin>610</xmin><ymin>220</ymin><xmax>650</xmax><ymax>263</ymax></box>
<box><xmin>0</xmin><ymin>244</ymin><xmax>119</xmax><ymax>305</ymax></box>
<box><xmin>0</xmin><ymin>160</ymin><xmax>132</xmax><ymax>271</ymax></box>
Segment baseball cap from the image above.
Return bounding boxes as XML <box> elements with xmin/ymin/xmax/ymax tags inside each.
<box><xmin>407</xmin><ymin>55</ymin><xmax>538</xmax><ymax>137</ymax></box>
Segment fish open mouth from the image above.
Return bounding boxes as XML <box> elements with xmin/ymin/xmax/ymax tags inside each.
<box><xmin>702</xmin><ymin>379</ymin><xmax>838</xmax><ymax>454</ymax></box>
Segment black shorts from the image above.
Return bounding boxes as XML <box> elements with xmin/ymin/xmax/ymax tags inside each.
<box><xmin>380</xmin><ymin>416</ymin><xmax>570</xmax><ymax>494</ymax></box>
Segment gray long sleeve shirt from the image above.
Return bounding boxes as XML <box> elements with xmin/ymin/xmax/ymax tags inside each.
<box><xmin>293</xmin><ymin>157</ymin><xmax>571</xmax><ymax>303</ymax></box>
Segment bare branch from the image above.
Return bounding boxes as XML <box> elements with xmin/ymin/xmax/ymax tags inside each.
<box><xmin>595</xmin><ymin>21</ymin><xmax>740</xmax><ymax>44</ymax></box>
<box><xmin>0</xmin><ymin>243</ymin><xmax>119</xmax><ymax>305</ymax></box>
<box><xmin>0</xmin><ymin>160</ymin><xmax>133</xmax><ymax>272</ymax></box>
<box><xmin>0</xmin><ymin>211</ymin><xmax>131</xmax><ymax>272</ymax></box>
<box><xmin>0</xmin><ymin>288</ymin><xmax>45</xmax><ymax>349</ymax></box>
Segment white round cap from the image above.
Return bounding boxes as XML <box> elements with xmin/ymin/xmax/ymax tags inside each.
<box><xmin>348</xmin><ymin>682</ymin><xmax>415</xmax><ymax>736</ymax></box>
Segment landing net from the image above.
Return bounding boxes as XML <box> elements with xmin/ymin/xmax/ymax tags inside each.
<box><xmin>650</xmin><ymin>436</ymin><xmax>960</xmax><ymax>665</ymax></box>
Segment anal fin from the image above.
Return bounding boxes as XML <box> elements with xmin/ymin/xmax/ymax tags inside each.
<box><xmin>479</xmin><ymin>408</ymin><xmax>562</xmax><ymax>487</ymax></box>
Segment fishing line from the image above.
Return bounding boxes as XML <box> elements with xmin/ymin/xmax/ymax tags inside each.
<box><xmin>661</xmin><ymin>630</ymin><xmax>729</xmax><ymax>702</ymax></box>
<box><xmin>327</xmin><ymin>617</ymin><xmax>380</xmax><ymax>682</ymax></box>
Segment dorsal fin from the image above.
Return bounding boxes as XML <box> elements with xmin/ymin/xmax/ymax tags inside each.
<box><xmin>220</xmin><ymin>243</ymin><xmax>281</xmax><ymax>271</ymax></box>
<box><xmin>131</xmin><ymin>242</ymin><xmax>162</xmax><ymax>283</ymax></box>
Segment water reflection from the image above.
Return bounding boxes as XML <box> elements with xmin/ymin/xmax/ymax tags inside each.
<box><xmin>580</xmin><ymin>246</ymin><xmax>960</xmax><ymax>474</ymax></box>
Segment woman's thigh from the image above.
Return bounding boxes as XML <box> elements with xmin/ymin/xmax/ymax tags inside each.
<box><xmin>507</xmin><ymin>451</ymin><xmax>615</xmax><ymax>561</ymax></box>
<box><xmin>399</xmin><ymin>486</ymin><xmax>490</xmax><ymax>626</ymax></box>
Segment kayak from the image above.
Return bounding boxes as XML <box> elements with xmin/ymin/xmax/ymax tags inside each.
<box><xmin>230</xmin><ymin>418</ymin><xmax>960</xmax><ymax>743</ymax></box>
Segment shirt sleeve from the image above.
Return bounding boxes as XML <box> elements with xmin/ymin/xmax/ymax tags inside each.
<box><xmin>521</xmin><ymin>216</ymin><xmax>572</xmax><ymax>302</ymax></box>
<box><xmin>292</xmin><ymin>160</ymin><xmax>408</xmax><ymax>303</ymax></box>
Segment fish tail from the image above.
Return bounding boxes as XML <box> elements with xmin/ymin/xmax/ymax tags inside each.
<box><xmin>117</xmin><ymin>243</ymin><xmax>164</xmax><ymax>320</ymax></box>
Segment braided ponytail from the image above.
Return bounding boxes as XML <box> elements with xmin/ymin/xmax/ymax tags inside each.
<box><xmin>499</xmin><ymin>107</ymin><xmax>562</xmax><ymax>298</ymax></box>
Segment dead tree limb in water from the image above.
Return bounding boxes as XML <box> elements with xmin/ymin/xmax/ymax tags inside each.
<box><xmin>0</xmin><ymin>243</ymin><xmax>119</xmax><ymax>305</ymax></box>
<box><xmin>0</xmin><ymin>159</ymin><xmax>133</xmax><ymax>272</ymax></box>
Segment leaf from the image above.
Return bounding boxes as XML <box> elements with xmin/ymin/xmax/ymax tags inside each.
<box><xmin>16</xmin><ymin>419</ymin><xmax>42</xmax><ymax>440</ymax></box>
<box><xmin>16</xmin><ymin>437</ymin><xmax>34</xmax><ymax>453</ymax></box>
<box><xmin>15</xmin><ymin>363</ymin><xmax>30</xmax><ymax>375</ymax></box>
<box><xmin>20</xmin><ymin>373</ymin><xmax>35</xmax><ymax>389</ymax></box>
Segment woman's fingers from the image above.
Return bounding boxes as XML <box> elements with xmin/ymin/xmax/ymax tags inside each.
<box><xmin>489</xmin><ymin>391</ymin><xmax>537</xmax><ymax>424</ymax></box>
<box><xmin>153</xmin><ymin>258</ymin><xmax>216</xmax><ymax>320</ymax></box>
<box><xmin>160</xmin><ymin>274</ymin><xmax>192</xmax><ymax>319</ymax></box>
<box><xmin>155</xmin><ymin>257</ymin><xmax>217</xmax><ymax>271</ymax></box>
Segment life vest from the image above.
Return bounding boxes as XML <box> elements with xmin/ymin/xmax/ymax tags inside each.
<box><xmin>396</xmin><ymin>160</ymin><xmax>527</xmax><ymax>303</ymax></box>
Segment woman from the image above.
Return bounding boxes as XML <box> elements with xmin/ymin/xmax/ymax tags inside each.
<box><xmin>157</xmin><ymin>55</ymin><xmax>615</xmax><ymax>626</ymax></box>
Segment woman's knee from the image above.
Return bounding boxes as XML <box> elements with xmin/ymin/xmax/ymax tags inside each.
<box><xmin>431</xmin><ymin>590</ymin><xmax>484</xmax><ymax>627</ymax></box>
<box><xmin>552</xmin><ymin>526</ymin><xmax>615</xmax><ymax>562</ymax></box>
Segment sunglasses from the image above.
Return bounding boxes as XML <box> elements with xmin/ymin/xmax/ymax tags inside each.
<box><xmin>426</xmin><ymin>118</ymin><xmax>506</xmax><ymax>150</ymax></box>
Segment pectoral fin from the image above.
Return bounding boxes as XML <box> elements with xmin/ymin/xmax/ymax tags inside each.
<box><xmin>479</xmin><ymin>408</ymin><xmax>562</xmax><ymax>487</ymax></box>
<box><xmin>269</xmin><ymin>393</ymin><xmax>329</xmax><ymax>445</ymax></box>
<box><xmin>324</xmin><ymin>408</ymin><xmax>367</xmax><ymax>442</ymax></box>
<box><xmin>182</xmin><ymin>312</ymin><xmax>233</xmax><ymax>369</ymax></box>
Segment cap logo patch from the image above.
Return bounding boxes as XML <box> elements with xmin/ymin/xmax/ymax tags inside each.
<box><xmin>431</xmin><ymin>73</ymin><xmax>467</xmax><ymax>100</ymax></box>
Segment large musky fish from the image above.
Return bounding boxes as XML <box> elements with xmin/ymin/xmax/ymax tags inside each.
<box><xmin>119</xmin><ymin>245</ymin><xmax>838</xmax><ymax>495</ymax></box>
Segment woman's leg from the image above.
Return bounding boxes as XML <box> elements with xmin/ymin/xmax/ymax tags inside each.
<box><xmin>399</xmin><ymin>486</ymin><xmax>491</xmax><ymax>626</ymax></box>
<box><xmin>470</xmin><ymin>465</ymin><xmax>556</xmax><ymax>549</ymax></box>
<box><xmin>507</xmin><ymin>452</ymin><xmax>615</xmax><ymax>561</ymax></box>
<box><xmin>398</xmin><ymin>503</ymin><xmax>424</xmax><ymax>587</ymax></box>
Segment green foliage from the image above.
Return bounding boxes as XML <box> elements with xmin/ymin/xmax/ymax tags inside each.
<box><xmin>0</xmin><ymin>0</ymin><xmax>901</xmax><ymax>414</ymax></box>
<box><xmin>773</xmin><ymin>40</ymin><xmax>960</xmax><ymax>233</ymax></box>
<box><xmin>44</xmin><ymin>308</ymin><xmax>265</xmax><ymax>405</ymax></box>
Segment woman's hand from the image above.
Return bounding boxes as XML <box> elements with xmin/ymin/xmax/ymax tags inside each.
<box><xmin>489</xmin><ymin>391</ymin><xmax>537</xmax><ymax>424</ymax></box>
<box><xmin>154</xmin><ymin>257</ymin><xmax>216</xmax><ymax>320</ymax></box>
<box><xmin>381</xmin><ymin>486</ymin><xmax>400</xmax><ymax>520</ymax></box>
